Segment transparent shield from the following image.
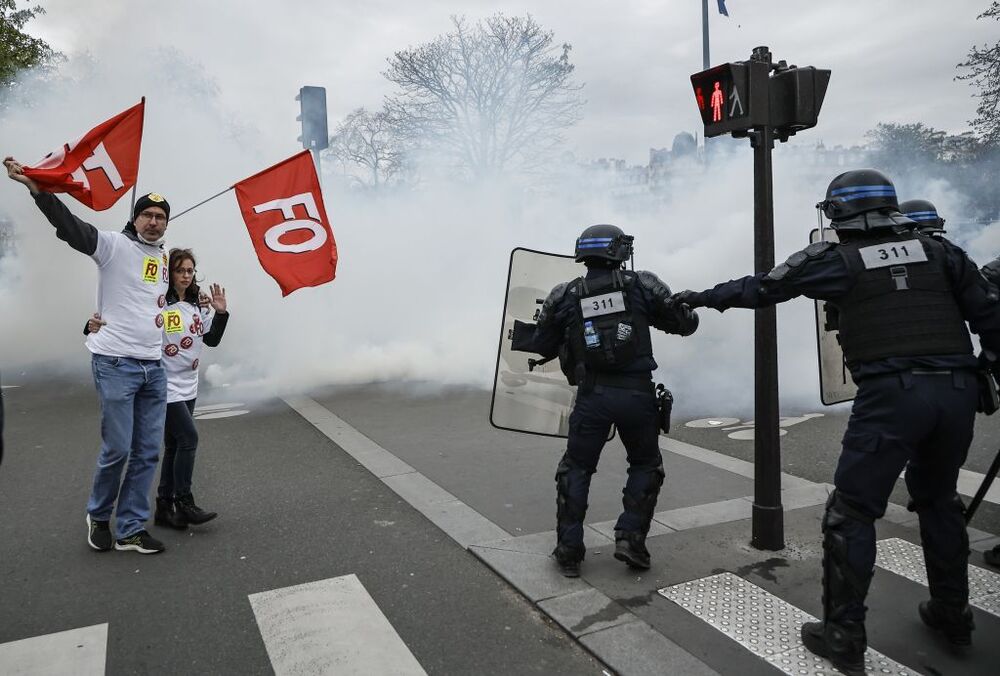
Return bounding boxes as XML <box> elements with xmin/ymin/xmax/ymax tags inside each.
<box><xmin>810</xmin><ymin>228</ymin><xmax>857</xmax><ymax>404</ymax></box>
<box><xmin>490</xmin><ymin>248</ymin><xmax>613</xmax><ymax>438</ymax></box>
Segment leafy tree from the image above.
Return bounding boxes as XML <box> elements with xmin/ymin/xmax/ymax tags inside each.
<box><xmin>0</xmin><ymin>1</ymin><xmax>54</xmax><ymax>93</ymax></box>
<box><xmin>957</xmin><ymin>2</ymin><xmax>1000</xmax><ymax>144</ymax></box>
<box><xmin>382</xmin><ymin>13</ymin><xmax>584</xmax><ymax>180</ymax></box>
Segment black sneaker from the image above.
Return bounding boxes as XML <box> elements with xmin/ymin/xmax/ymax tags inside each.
<box><xmin>614</xmin><ymin>530</ymin><xmax>651</xmax><ymax>570</ymax></box>
<box><xmin>86</xmin><ymin>514</ymin><xmax>113</xmax><ymax>552</ymax></box>
<box><xmin>984</xmin><ymin>544</ymin><xmax>1000</xmax><ymax>568</ymax></box>
<box><xmin>552</xmin><ymin>543</ymin><xmax>584</xmax><ymax>578</ymax></box>
<box><xmin>115</xmin><ymin>530</ymin><xmax>165</xmax><ymax>554</ymax></box>
<box><xmin>801</xmin><ymin>620</ymin><xmax>867</xmax><ymax>676</ymax></box>
<box><xmin>175</xmin><ymin>493</ymin><xmax>217</xmax><ymax>525</ymax></box>
<box><xmin>919</xmin><ymin>599</ymin><xmax>974</xmax><ymax>647</ymax></box>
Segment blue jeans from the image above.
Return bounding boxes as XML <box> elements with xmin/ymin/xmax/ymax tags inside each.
<box><xmin>158</xmin><ymin>399</ymin><xmax>198</xmax><ymax>499</ymax></box>
<box><xmin>88</xmin><ymin>354</ymin><xmax>167</xmax><ymax>539</ymax></box>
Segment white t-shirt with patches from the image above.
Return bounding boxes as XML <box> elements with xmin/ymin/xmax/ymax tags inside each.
<box><xmin>161</xmin><ymin>301</ymin><xmax>214</xmax><ymax>403</ymax></box>
<box><xmin>85</xmin><ymin>231</ymin><xmax>168</xmax><ymax>360</ymax></box>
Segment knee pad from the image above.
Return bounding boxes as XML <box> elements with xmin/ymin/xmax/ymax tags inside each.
<box><xmin>623</xmin><ymin>463</ymin><xmax>665</xmax><ymax>515</ymax></box>
<box><xmin>555</xmin><ymin>457</ymin><xmax>588</xmax><ymax>524</ymax></box>
<box><xmin>823</xmin><ymin>490</ymin><xmax>875</xmax><ymax>533</ymax></box>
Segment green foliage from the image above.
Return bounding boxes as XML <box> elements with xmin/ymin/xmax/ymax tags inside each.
<box><xmin>957</xmin><ymin>2</ymin><xmax>1000</xmax><ymax>144</ymax></box>
<box><xmin>0</xmin><ymin>0</ymin><xmax>54</xmax><ymax>91</ymax></box>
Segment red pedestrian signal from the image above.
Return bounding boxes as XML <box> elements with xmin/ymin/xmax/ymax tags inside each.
<box><xmin>690</xmin><ymin>63</ymin><xmax>751</xmax><ymax>137</ymax></box>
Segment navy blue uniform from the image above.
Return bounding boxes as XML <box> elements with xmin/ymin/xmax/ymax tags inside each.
<box><xmin>682</xmin><ymin>232</ymin><xmax>1000</xmax><ymax>622</ymax></box>
<box><xmin>521</xmin><ymin>266</ymin><xmax>698</xmax><ymax>558</ymax></box>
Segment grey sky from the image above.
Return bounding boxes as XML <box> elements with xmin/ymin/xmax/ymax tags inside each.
<box><xmin>27</xmin><ymin>0</ymin><xmax>997</xmax><ymax>165</ymax></box>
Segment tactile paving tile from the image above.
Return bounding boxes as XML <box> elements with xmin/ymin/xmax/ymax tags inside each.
<box><xmin>660</xmin><ymin>572</ymin><xmax>918</xmax><ymax>676</ymax></box>
<box><xmin>876</xmin><ymin>538</ymin><xmax>1000</xmax><ymax>616</ymax></box>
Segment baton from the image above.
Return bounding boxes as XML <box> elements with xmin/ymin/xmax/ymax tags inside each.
<box><xmin>965</xmin><ymin>445</ymin><xmax>1000</xmax><ymax>524</ymax></box>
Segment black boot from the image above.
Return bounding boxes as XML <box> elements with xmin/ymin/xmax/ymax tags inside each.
<box><xmin>919</xmin><ymin>599</ymin><xmax>974</xmax><ymax>647</ymax></box>
<box><xmin>175</xmin><ymin>493</ymin><xmax>217</xmax><ymax>525</ymax></box>
<box><xmin>984</xmin><ymin>544</ymin><xmax>1000</xmax><ymax>568</ymax></box>
<box><xmin>154</xmin><ymin>497</ymin><xmax>188</xmax><ymax>530</ymax></box>
<box><xmin>802</xmin><ymin>492</ymin><xmax>873</xmax><ymax>676</ymax></box>
<box><xmin>614</xmin><ymin>530</ymin><xmax>650</xmax><ymax>569</ymax></box>
<box><xmin>552</xmin><ymin>543</ymin><xmax>584</xmax><ymax>578</ymax></box>
<box><xmin>801</xmin><ymin>620</ymin><xmax>867</xmax><ymax>676</ymax></box>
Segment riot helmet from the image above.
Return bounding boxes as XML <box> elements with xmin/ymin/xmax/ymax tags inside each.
<box><xmin>899</xmin><ymin>199</ymin><xmax>946</xmax><ymax>236</ymax></box>
<box><xmin>574</xmin><ymin>224</ymin><xmax>634</xmax><ymax>264</ymax></box>
<box><xmin>817</xmin><ymin>169</ymin><xmax>914</xmax><ymax>233</ymax></box>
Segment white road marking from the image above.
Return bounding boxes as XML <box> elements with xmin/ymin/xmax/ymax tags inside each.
<box><xmin>193</xmin><ymin>402</ymin><xmax>246</xmax><ymax>412</ymax></box>
<box><xmin>660</xmin><ymin>573</ymin><xmax>918</xmax><ymax>675</ymax></box>
<box><xmin>0</xmin><ymin>623</ymin><xmax>107</xmax><ymax>676</ymax></box>
<box><xmin>876</xmin><ymin>537</ymin><xmax>1000</xmax><ymax>616</ymax></box>
<box><xmin>0</xmin><ymin>385</ymin><xmax>20</xmax><ymax>389</ymax></box>
<box><xmin>248</xmin><ymin>574</ymin><xmax>427</xmax><ymax>676</ymax></box>
<box><xmin>194</xmin><ymin>409</ymin><xmax>250</xmax><ymax>419</ymax></box>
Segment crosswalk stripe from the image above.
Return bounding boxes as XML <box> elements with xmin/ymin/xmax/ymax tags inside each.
<box><xmin>659</xmin><ymin>573</ymin><xmax>918</xmax><ymax>676</ymax></box>
<box><xmin>876</xmin><ymin>537</ymin><xmax>1000</xmax><ymax>616</ymax></box>
<box><xmin>248</xmin><ymin>574</ymin><xmax>427</xmax><ymax>676</ymax></box>
<box><xmin>0</xmin><ymin>623</ymin><xmax>107</xmax><ymax>676</ymax></box>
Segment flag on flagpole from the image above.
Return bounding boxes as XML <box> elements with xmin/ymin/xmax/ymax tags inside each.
<box><xmin>234</xmin><ymin>150</ymin><xmax>337</xmax><ymax>296</ymax></box>
<box><xmin>24</xmin><ymin>99</ymin><xmax>145</xmax><ymax>211</ymax></box>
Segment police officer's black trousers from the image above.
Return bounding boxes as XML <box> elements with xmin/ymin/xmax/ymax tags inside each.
<box><xmin>556</xmin><ymin>385</ymin><xmax>664</xmax><ymax>553</ymax></box>
<box><xmin>828</xmin><ymin>370</ymin><xmax>977</xmax><ymax>622</ymax></box>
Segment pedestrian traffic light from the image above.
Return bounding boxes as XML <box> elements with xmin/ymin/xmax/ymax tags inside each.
<box><xmin>768</xmin><ymin>66</ymin><xmax>831</xmax><ymax>138</ymax></box>
<box><xmin>690</xmin><ymin>63</ymin><xmax>751</xmax><ymax>137</ymax></box>
<box><xmin>690</xmin><ymin>56</ymin><xmax>830</xmax><ymax>141</ymax></box>
<box><xmin>296</xmin><ymin>86</ymin><xmax>329</xmax><ymax>151</ymax></box>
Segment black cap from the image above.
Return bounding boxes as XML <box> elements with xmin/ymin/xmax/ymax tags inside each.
<box><xmin>132</xmin><ymin>192</ymin><xmax>170</xmax><ymax>221</ymax></box>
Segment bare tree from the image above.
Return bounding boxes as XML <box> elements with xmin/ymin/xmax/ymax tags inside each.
<box><xmin>326</xmin><ymin>107</ymin><xmax>406</xmax><ymax>189</ymax></box>
<box><xmin>957</xmin><ymin>2</ymin><xmax>1000</xmax><ymax>144</ymax></box>
<box><xmin>383</xmin><ymin>13</ymin><xmax>584</xmax><ymax>179</ymax></box>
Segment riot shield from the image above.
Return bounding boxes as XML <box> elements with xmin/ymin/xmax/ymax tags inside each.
<box><xmin>809</xmin><ymin>228</ymin><xmax>857</xmax><ymax>404</ymax></box>
<box><xmin>490</xmin><ymin>248</ymin><xmax>613</xmax><ymax>438</ymax></box>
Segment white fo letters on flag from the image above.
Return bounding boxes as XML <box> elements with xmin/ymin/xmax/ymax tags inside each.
<box><xmin>253</xmin><ymin>192</ymin><xmax>328</xmax><ymax>254</ymax></box>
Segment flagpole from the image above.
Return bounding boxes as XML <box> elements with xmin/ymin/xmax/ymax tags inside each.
<box><xmin>170</xmin><ymin>186</ymin><xmax>234</xmax><ymax>222</ymax></box>
<box><xmin>702</xmin><ymin>0</ymin><xmax>710</xmax><ymax>70</ymax></box>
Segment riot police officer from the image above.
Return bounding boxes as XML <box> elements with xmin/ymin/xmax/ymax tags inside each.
<box><xmin>673</xmin><ymin>169</ymin><xmax>1000</xmax><ymax>675</ymax></box>
<box><xmin>900</xmin><ymin>198</ymin><xmax>947</xmax><ymax>239</ymax></box>
<box><xmin>511</xmin><ymin>224</ymin><xmax>699</xmax><ymax>577</ymax></box>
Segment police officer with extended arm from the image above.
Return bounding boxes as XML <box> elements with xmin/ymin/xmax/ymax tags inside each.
<box><xmin>672</xmin><ymin>170</ymin><xmax>1000</xmax><ymax>676</ymax></box>
<box><xmin>511</xmin><ymin>224</ymin><xmax>699</xmax><ymax>577</ymax></box>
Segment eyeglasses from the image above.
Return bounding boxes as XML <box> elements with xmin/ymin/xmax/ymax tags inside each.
<box><xmin>138</xmin><ymin>210</ymin><xmax>167</xmax><ymax>223</ymax></box>
<box><xmin>174</xmin><ymin>267</ymin><xmax>195</xmax><ymax>276</ymax></box>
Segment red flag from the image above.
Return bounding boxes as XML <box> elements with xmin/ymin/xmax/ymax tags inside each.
<box><xmin>23</xmin><ymin>99</ymin><xmax>145</xmax><ymax>211</ymax></box>
<box><xmin>234</xmin><ymin>151</ymin><xmax>337</xmax><ymax>296</ymax></box>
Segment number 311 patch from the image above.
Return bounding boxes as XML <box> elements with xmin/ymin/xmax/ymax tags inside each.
<box><xmin>858</xmin><ymin>239</ymin><xmax>928</xmax><ymax>270</ymax></box>
<box><xmin>581</xmin><ymin>291</ymin><xmax>625</xmax><ymax>318</ymax></box>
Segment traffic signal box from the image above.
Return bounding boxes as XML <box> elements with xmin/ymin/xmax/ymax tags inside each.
<box><xmin>691</xmin><ymin>60</ymin><xmax>830</xmax><ymax>140</ymax></box>
<box><xmin>296</xmin><ymin>86</ymin><xmax>329</xmax><ymax>151</ymax></box>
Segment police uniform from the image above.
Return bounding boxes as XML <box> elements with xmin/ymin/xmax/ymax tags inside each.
<box><xmin>514</xmin><ymin>224</ymin><xmax>698</xmax><ymax>576</ymax></box>
<box><xmin>675</xmin><ymin>170</ymin><xmax>1000</xmax><ymax>674</ymax></box>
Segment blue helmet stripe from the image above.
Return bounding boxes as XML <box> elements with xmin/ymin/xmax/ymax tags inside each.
<box><xmin>830</xmin><ymin>184</ymin><xmax>897</xmax><ymax>196</ymax></box>
<box><xmin>834</xmin><ymin>190</ymin><xmax>897</xmax><ymax>202</ymax></box>
<box><xmin>578</xmin><ymin>237</ymin><xmax>614</xmax><ymax>243</ymax></box>
<box><xmin>578</xmin><ymin>242</ymin><xmax>613</xmax><ymax>249</ymax></box>
<box><xmin>906</xmin><ymin>213</ymin><xmax>940</xmax><ymax>221</ymax></box>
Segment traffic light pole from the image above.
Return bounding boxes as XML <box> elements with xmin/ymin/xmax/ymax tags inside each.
<box><xmin>749</xmin><ymin>46</ymin><xmax>784</xmax><ymax>551</ymax></box>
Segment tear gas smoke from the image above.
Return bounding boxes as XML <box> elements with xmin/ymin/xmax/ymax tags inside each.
<box><xmin>0</xmin><ymin>49</ymin><xmax>994</xmax><ymax>418</ymax></box>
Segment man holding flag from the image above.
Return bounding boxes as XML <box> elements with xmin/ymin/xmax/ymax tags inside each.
<box><xmin>4</xmin><ymin>100</ymin><xmax>173</xmax><ymax>554</ymax></box>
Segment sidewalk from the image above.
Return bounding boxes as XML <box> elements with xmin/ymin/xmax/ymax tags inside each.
<box><xmin>295</xmin><ymin>385</ymin><xmax>1000</xmax><ymax>676</ymax></box>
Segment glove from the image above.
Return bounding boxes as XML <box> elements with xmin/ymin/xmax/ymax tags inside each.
<box><xmin>670</xmin><ymin>290</ymin><xmax>703</xmax><ymax>309</ymax></box>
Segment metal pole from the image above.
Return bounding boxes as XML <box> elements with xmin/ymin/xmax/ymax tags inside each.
<box><xmin>702</xmin><ymin>0</ymin><xmax>710</xmax><ymax>70</ymax></box>
<box><xmin>170</xmin><ymin>186</ymin><xmax>234</xmax><ymax>222</ymax></box>
<box><xmin>750</xmin><ymin>45</ymin><xmax>784</xmax><ymax>551</ymax></box>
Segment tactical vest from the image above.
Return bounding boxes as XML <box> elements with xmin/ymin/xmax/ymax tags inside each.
<box><xmin>565</xmin><ymin>270</ymin><xmax>653</xmax><ymax>377</ymax></box>
<box><xmin>835</xmin><ymin>233</ymin><xmax>972</xmax><ymax>363</ymax></box>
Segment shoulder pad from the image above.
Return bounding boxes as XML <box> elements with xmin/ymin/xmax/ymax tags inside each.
<box><xmin>635</xmin><ymin>270</ymin><xmax>672</xmax><ymax>297</ymax></box>
<box><xmin>767</xmin><ymin>241</ymin><xmax>835</xmax><ymax>281</ymax></box>
<box><xmin>537</xmin><ymin>281</ymin><xmax>572</xmax><ymax>325</ymax></box>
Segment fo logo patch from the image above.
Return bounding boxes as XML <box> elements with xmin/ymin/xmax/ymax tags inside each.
<box><xmin>191</xmin><ymin>358</ymin><xmax>200</xmax><ymax>371</ymax></box>
<box><xmin>164</xmin><ymin>344</ymin><xmax>179</xmax><ymax>357</ymax></box>
<box><xmin>180</xmin><ymin>336</ymin><xmax>194</xmax><ymax>349</ymax></box>
<box><xmin>155</xmin><ymin>314</ymin><xmax>164</xmax><ymax>328</ymax></box>
<box><xmin>158</xmin><ymin>294</ymin><xmax>166</xmax><ymax>308</ymax></box>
